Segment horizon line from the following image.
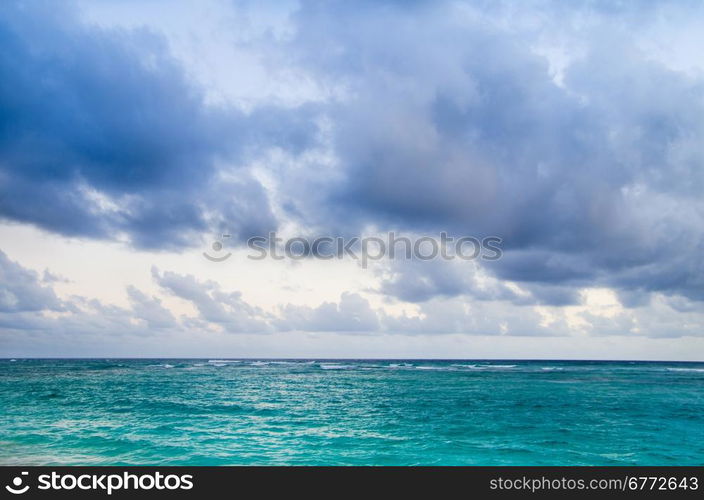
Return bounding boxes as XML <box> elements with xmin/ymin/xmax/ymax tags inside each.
<box><xmin>2</xmin><ymin>357</ymin><xmax>703</xmax><ymax>363</ymax></box>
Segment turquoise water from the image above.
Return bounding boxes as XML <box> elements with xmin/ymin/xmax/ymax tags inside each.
<box><xmin>1</xmin><ymin>359</ymin><xmax>702</xmax><ymax>465</ymax></box>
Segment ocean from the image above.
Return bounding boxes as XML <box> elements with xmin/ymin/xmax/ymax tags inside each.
<box><xmin>1</xmin><ymin>359</ymin><xmax>702</xmax><ymax>465</ymax></box>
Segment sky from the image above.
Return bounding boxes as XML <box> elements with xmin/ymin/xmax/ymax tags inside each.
<box><xmin>1</xmin><ymin>0</ymin><xmax>703</xmax><ymax>359</ymax></box>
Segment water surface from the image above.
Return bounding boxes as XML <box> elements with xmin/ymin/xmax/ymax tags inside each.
<box><xmin>1</xmin><ymin>359</ymin><xmax>702</xmax><ymax>465</ymax></box>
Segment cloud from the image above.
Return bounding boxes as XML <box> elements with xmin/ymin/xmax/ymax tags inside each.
<box><xmin>1</xmin><ymin>1</ymin><xmax>703</xmax><ymax>355</ymax></box>
<box><xmin>275</xmin><ymin>0</ymin><xmax>704</xmax><ymax>303</ymax></box>
<box><xmin>0</xmin><ymin>1</ymin><xmax>318</xmax><ymax>249</ymax></box>
<box><xmin>1</xmin><ymin>249</ymin><xmax>703</xmax><ymax>355</ymax></box>
<box><xmin>375</xmin><ymin>256</ymin><xmax>582</xmax><ymax>307</ymax></box>
<box><xmin>151</xmin><ymin>267</ymin><xmax>272</xmax><ymax>332</ymax></box>
<box><xmin>0</xmin><ymin>250</ymin><xmax>62</xmax><ymax>312</ymax></box>
<box><xmin>380</xmin><ymin>297</ymin><xmax>566</xmax><ymax>337</ymax></box>
<box><xmin>3</xmin><ymin>0</ymin><xmax>703</xmax><ymax>305</ymax></box>
<box><xmin>275</xmin><ymin>292</ymin><xmax>379</xmax><ymax>332</ymax></box>
<box><xmin>126</xmin><ymin>285</ymin><xmax>178</xmax><ymax>329</ymax></box>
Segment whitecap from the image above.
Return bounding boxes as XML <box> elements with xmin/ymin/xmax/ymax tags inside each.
<box><xmin>320</xmin><ymin>364</ymin><xmax>355</xmax><ymax>370</ymax></box>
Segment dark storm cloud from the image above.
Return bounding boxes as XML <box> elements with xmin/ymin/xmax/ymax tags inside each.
<box><xmin>377</xmin><ymin>258</ymin><xmax>580</xmax><ymax>306</ymax></box>
<box><xmin>281</xmin><ymin>0</ymin><xmax>704</xmax><ymax>304</ymax></box>
<box><xmin>0</xmin><ymin>1</ymin><xmax>318</xmax><ymax>248</ymax></box>
<box><xmin>2</xmin><ymin>0</ymin><xmax>703</xmax><ymax>310</ymax></box>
